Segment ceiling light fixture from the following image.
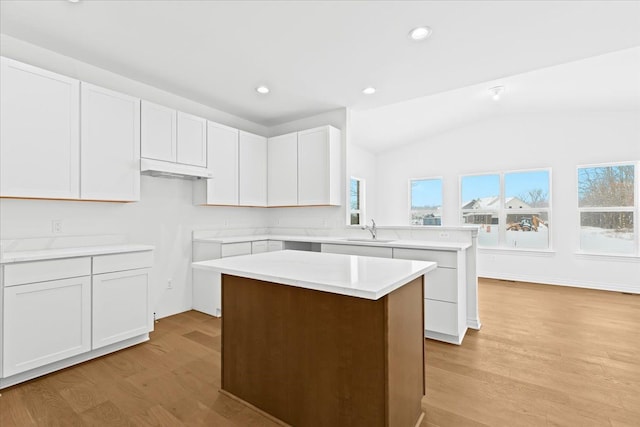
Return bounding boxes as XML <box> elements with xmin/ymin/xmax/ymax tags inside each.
<box><xmin>68</xmin><ymin>0</ymin><xmax>81</xmax><ymax>3</ymax></box>
<box><xmin>256</xmin><ymin>86</ymin><xmax>270</xmax><ymax>94</ymax></box>
<box><xmin>362</xmin><ymin>87</ymin><xmax>376</xmax><ymax>95</ymax></box>
<box><xmin>489</xmin><ymin>86</ymin><xmax>505</xmax><ymax>101</ymax></box>
<box><xmin>408</xmin><ymin>26</ymin><xmax>432</xmax><ymax>41</ymax></box>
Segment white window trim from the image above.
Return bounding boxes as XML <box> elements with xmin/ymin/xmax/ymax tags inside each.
<box><xmin>348</xmin><ymin>176</ymin><xmax>366</xmax><ymax>227</ymax></box>
<box><xmin>576</xmin><ymin>161</ymin><xmax>638</xmax><ymax>257</ymax></box>
<box><xmin>459</xmin><ymin>168</ymin><xmax>552</xmax><ymax>250</ymax></box>
<box><xmin>408</xmin><ymin>176</ymin><xmax>443</xmax><ymax>226</ymax></box>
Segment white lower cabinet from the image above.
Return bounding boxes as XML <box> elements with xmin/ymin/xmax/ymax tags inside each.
<box><xmin>3</xmin><ymin>276</ymin><xmax>91</xmax><ymax>377</ymax></box>
<box><xmin>92</xmin><ymin>269</ymin><xmax>149</xmax><ymax>349</ymax></box>
<box><xmin>192</xmin><ymin>239</ymin><xmax>285</xmax><ymax>318</ymax></box>
<box><xmin>393</xmin><ymin>248</ymin><xmax>467</xmax><ymax>344</ymax></box>
<box><xmin>1</xmin><ymin>249</ymin><xmax>153</xmax><ymax>388</ymax></box>
<box><xmin>424</xmin><ymin>299</ymin><xmax>458</xmax><ymax>336</ymax></box>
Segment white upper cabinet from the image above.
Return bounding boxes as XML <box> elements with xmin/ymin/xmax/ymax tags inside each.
<box><xmin>80</xmin><ymin>83</ymin><xmax>140</xmax><ymax>201</ymax></box>
<box><xmin>206</xmin><ymin>121</ymin><xmax>239</xmax><ymax>205</ymax></box>
<box><xmin>268</xmin><ymin>132</ymin><xmax>298</xmax><ymax>206</ymax></box>
<box><xmin>298</xmin><ymin>126</ymin><xmax>341</xmax><ymax>206</ymax></box>
<box><xmin>141</xmin><ymin>101</ymin><xmax>176</xmax><ymax>162</ymax></box>
<box><xmin>0</xmin><ymin>57</ymin><xmax>80</xmax><ymax>199</ymax></box>
<box><xmin>177</xmin><ymin>112</ymin><xmax>207</xmax><ymax>167</ymax></box>
<box><xmin>239</xmin><ymin>131</ymin><xmax>267</xmax><ymax>206</ymax></box>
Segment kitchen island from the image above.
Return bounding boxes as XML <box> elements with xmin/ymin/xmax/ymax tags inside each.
<box><xmin>193</xmin><ymin>250</ymin><xmax>436</xmax><ymax>427</ymax></box>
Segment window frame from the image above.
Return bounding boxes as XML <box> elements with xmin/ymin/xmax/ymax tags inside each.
<box><xmin>459</xmin><ymin>168</ymin><xmax>552</xmax><ymax>251</ymax></box>
<box><xmin>408</xmin><ymin>176</ymin><xmax>443</xmax><ymax>226</ymax></box>
<box><xmin>576</xmin><ymin>161</ymin><xmax>638</xmax><ymax>256</ymax></box>
<box><xmin>348</xmin><ymin>176</ymin><xmax>366</xmax><ymax>227</ymax></box>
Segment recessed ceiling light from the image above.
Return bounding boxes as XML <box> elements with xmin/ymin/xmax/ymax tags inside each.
<box><xmin>489</xmin><ymin>86</ymin><xmax>505</xmax><ymax>101</ymax></box>
<box><xmin>408</xmin><ymin>26</ymin><xmax>432</xmax><ymax>41</ymax></box>
<box><xmin>68</xmin><ymin>0</ymin><xmax>81</xmax><ymax>3</ymax></box>
<box><xmin>256</xmin><ymin>86</ymin><xmax>270</xmax><ymax>94</ymax></box>
<box><xmin>362</xmin><ymin>87</ymin><xmax>376</xmax><ymax>95</ymax></box>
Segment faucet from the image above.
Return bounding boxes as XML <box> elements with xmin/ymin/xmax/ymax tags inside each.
<box><xmin>362</xmin><ymin>219</ymin><xmax>377</xmax><ymax>240</ymax></box>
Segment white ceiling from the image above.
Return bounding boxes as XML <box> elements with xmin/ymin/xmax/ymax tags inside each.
<box><xmin>1</xmin><ymin>0</ymin><xmax>639</xmax><ymax>133</ymax></box>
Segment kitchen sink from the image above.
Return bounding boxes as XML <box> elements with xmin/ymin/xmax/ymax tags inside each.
<box><xmin>344</xmin><ymin>238</ymin><xmax>396</xmax><ymax>243</ymax></box>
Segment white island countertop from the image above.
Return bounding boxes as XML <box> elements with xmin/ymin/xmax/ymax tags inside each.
<box><xmin>192</xmin><ymin>250</ymin><xmax>436</xmax><ymax>300</ymax></box>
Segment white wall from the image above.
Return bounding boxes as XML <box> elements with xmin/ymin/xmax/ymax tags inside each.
<box><xmin>0</xmin><ymin>35</ymin><xmax>269</xmax><ymax>318</ymax></box>
<box><xmin>375</xmin><ymin>112</ymin><xmax>640</xmax><ymax>292</ymax></box>
<box><xmin>347</xmin><ymin>143</ymin><xmax>377</xmax><ymax>226</ymax></box>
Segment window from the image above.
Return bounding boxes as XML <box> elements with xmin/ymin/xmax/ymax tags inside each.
<box><xmin>578</xmin><ymin>163</ymin><xmax>636</xmax><ymax>255</ymax></box>
<box><xmin>410</xmin><ymin>178</ymin><xmax>442</xmax><ymax>226</ymax></box>
<box><xmin>461</xmin><ymin>169</ymin><xmax>551</xmax><ymax>249</ymax></box>
<box><xmin>504</xmin><ymin>170</ymin><xmax>550</xmax><ymax>249</ymax></box>
<box><xmin>349</xmin><ymin>177</ymin><xmax>365</xmax><ymax>226</ymax></box>
<box><xmin>460</xmin><ymin>174</ymin><xmax>500</xmax><ymax>246</ymax></box>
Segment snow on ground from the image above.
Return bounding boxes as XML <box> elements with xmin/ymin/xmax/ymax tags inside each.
<box><xmin>580</xmin><ymin>227</ymin><xmax>634</xmax><ymax>254</ymax></box>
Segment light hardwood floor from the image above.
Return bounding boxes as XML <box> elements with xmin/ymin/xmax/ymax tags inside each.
<box><xmin>1</xmin><ymin>278</ymin><xmax>638</xmax><ymax>426</ymax></box>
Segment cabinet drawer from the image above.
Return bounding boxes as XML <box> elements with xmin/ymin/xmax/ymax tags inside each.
<box><xmin>93</xmin><ymin>251</ymin><xmax>153</xmax><ymax>274</ymax></box>
<box><xmin>425</xmin><ymin>268</ymin><xmax>457</xmax><ymax>303</ymax></box>
<box><xmin>424</xmin><ymin>299</ymin><xmax>458</xmax><ymax>336</ymax></box>
<box><xmin>4</xmin><ymin>257</ymin><xmax>91</xmax><ymax>287</ymax></box>
<box><xmin>393</xmin><ymin>248</ymin><xmax>457</xmax><ymax>268</ymax></box>
<box><xmin>221</xmin><ymin>242</ymin><xmax>252</xmax><ymax>258</ymax></box>
<box><xmin>321</xmin><ymin>244</ymin><xmax>393</xmax><ymax>258</ymax></box>
<box><xmin>251</xmin><ymin>241</ymin><xmax>269</xmax><ymax>254</ymax></box>
<box><xmin>268</xmin><ymin>240</ymin><xmax>284</xmax><ymax>252</ymax></box>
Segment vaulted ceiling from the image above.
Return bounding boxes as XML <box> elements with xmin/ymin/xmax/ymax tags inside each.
<box><xmin>1</xmin><ymin>1</ymin><xmax>639</xmax><ymax>151</ymax></box>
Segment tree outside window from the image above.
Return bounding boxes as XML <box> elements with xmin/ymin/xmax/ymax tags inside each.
<box><xmin>578</xmin><ymin>163</ymin><xmax>635</xmax><ymax>255</ymax></box>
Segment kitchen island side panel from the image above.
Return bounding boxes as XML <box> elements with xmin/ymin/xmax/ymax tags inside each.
<box><xmin>221</xmin><ymin>274</ymin><xmax>424</xmax><ymax>427</ymax></box>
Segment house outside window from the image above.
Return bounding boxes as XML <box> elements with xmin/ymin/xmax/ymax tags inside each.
<box><xmin>461</xmin><ymin>169</ymin><xmax>551</xmax><ymax>249</ymax></box>
<box><xmin>410</xmin><ymin>178</ymin><xmax>442</xmax><ymax>226</ymax></box>
<box><xmin>349</xmin><ymin>177</ymin><xmax>365</xmax><ymax>226</ymax></box>
<box><xmin>578</xmin><ymin>163</ymin><xmax>636</xmax><ymax>255</ymax></box>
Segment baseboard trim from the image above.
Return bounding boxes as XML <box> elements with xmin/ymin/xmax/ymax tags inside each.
<box><xmin>0</xmin><ymin>334</ymin><xmax>149</xmax><ymax>389</ymax></box>
<box><xmin>479</xmin><ymin>272</ymin><xmax>639</xmax><ymax>294</ymax></box>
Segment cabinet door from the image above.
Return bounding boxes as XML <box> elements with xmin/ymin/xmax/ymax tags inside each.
<box><xmin>298</xmin><ymin>126</ymin><xmax>342</xmax><ymax>206</ymax></box>
<box><xmin>3</xmin><ymin>276</ymin><xmax>91</xmax><ymax>377</ymax></box>
<box><xmin>81</xmin><ymin>83</ymin><xmax>140</xmax><ymax>201</ymax></box>
<box><xmin>92</xmin><ymin>269</ymin><xmax>150</xmax><ymax>350</ymax></box>
<box><xmin>238</xmin><ymin>131</ymin><xmax>267</xmax><ymax>206</ymax></box>
<box><xmin>141</xmin><ymin>101</ymin><xmax>177</xmax><ymax>162</ymax></box>
<box><xmin>177</xmin><ymin>112</ymin><xmax>207</xmax><ymax>167</ymax></box>
<box><xmin>0</xmin><ymin>57</ymin><xmax>80</xmax><ymax>199</ymax></box>
<box><xmin>267</xmin><ymin>132</ymin><xmax>298</xmax><ymax>206</ymax></box>
<box><xmin>207</xmin><ymin>121</ymin><xmax>239</xmax><ymax>205</ymax></box>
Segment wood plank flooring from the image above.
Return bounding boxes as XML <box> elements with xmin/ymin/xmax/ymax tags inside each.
<box><xmin>1</xmin><ymin>278</ymin><xmax>638</xmax><ymax>426</ymax></box>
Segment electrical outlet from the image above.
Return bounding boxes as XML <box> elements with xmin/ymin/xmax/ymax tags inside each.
<box><xmin>167</xmin><ymin>279</ymin><xmax>173</xmax><ymax>289</ymax></box>
<box><xmin>439</xmin><ymin>231</ymin><xmax>449</xmax><ymax>238</ymax></box>
<box><xmin>52</xmin><ymin>220</ymin><xmax>63</xmax><ymax>234</ymax></box>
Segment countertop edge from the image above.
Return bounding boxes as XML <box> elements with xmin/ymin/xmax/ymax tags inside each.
<box><xmin>1</xmin><ymin>244</ymin><xmax>155</xmax><ymax>264</ymax></box>
<box><xmin>193</xmin><ymin>235</ymin><xmax>471</xmax><ymax>250</ymax></box>
<box><xmin>192</xmin><ymin>256</ymin><xmax>437</xmax><ymax>300</ymax></box>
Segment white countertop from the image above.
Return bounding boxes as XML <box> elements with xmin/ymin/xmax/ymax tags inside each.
<box><xmin>193</xmin><ymin>234</ymin><xmax>471</xmax><ymax>251</ymax></box>
<box><xmin>192</xmin><ymin>250</ymin><xmax>436</xmax><ymax>300</ymax></box>
<box><xmin>0</xmin><ymin>244</ymin><xmax>154</xmax><ymax>264</ymax></box>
